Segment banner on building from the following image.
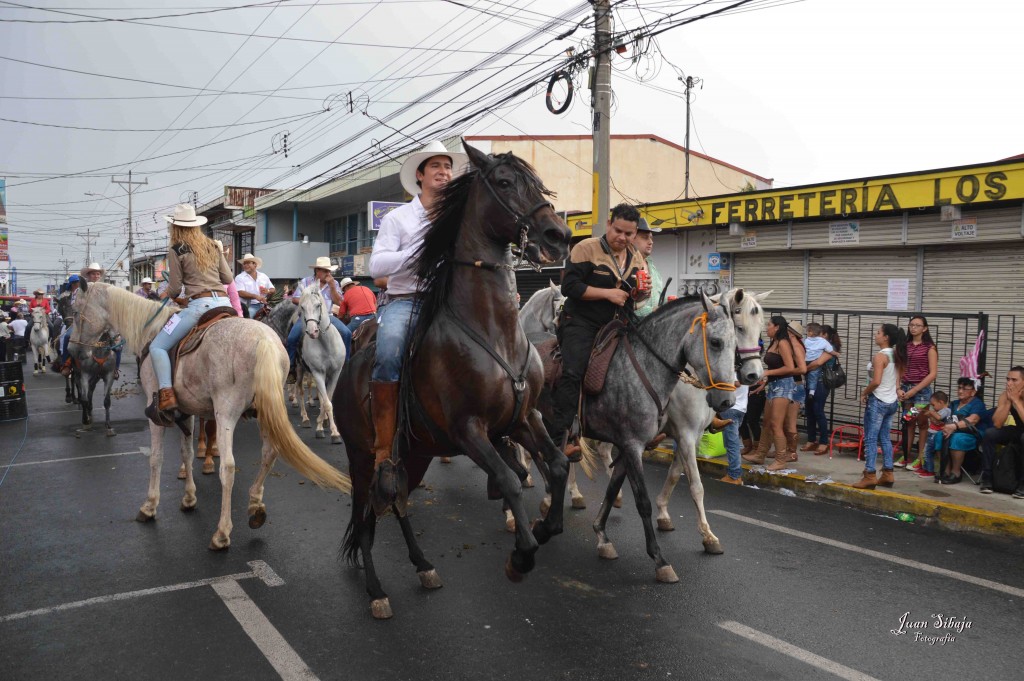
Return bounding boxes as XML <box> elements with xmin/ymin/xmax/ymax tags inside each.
<box><xmin>224</xmin><ymin>186</ymin><xmax>275</xmax><ymax>217</ymax></box>
<box><xmin>368</xmin><ymin>201</ymin><xmax>404</xmax><ymax>231</ymax></box>
<box><xmin>0</xmin><ymin>226</ymin><xmax>8</xmax><ymax>262</ymax></box>
<box><xmin>829</xmin><ymin>220</ymin><xmax>860</xmax><ymax>246</ymax></box>
<box><xmin>707</xmin><ymin>252</ymin><xmax>722</xmax><ymax>272</ymax></box>
<box><xmin>0</xmin><ymin>178</ymin><xmax>6</xmax><ymax>224</ymax></box>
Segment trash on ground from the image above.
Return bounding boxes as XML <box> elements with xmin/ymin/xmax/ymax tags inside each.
<box><xmin>778</xmin><ymin>488</ymin><xmax>797</xmax><ymax>497</ymax></box>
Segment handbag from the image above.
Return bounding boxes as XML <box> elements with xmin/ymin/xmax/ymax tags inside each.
<box><xmin>821</xmin><ymin>357</ymin><xmax>847</xmax><ymax>389</ymax></box>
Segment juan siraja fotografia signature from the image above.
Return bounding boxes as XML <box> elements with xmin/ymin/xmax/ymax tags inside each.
<box><xmin>891</xmin><ymin>612</ymin><xmax>972</xmax><ymax>645</ymax></box>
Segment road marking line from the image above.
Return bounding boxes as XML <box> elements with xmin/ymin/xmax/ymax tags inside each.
<box><xmin>212</xmin><ymin>579</ymin><xmax>318</xmax><ymax>681</ymax></box>
<box><xmin>718</xmin><ymin>621</ymin><xmax>881</xmax><ymax>681</ymax></box>
<box><xmin>0</xmin><ymin>449</ymin><xmax>146</xmax><ymax>468</ymax></box>
<box><xmin>710</xmin><ymin>510</ymin><xmax>1024</xmax><ymax>598</ymax></box>
<box><xmin>0</xmin><ymin>560</ymin><xmax>282</xmax><ymax>623</ymax></box>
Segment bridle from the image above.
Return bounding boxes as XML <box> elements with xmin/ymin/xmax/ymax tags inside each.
<box><xmin>301</xmin><ymin>290</ymin><xmax>324</xmax><ymax>337</ymax></box>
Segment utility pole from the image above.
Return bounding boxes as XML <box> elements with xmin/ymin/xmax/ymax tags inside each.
<box><xmin>591</xmin><ymin>0</ymin><xmax>612</xmax><ymax>238</ymax></box>
<box><xmin>58</xmin><ymin>257</ymin><xmax>72</xmax><ymax>280</ymax></box>
<box><xmin>683</xmin><ymin>74</ymin><xmax>701</xmax><ymax>200</ymax></box>
<box><xmin>75</xmin><ymin>229</ymin><xmax>98</xmax><ymax>265</ymax></box>
<box><xmin>112</xmin><ymin>170</ymin><xmax>148</xmax><ymax>288</ymax></box>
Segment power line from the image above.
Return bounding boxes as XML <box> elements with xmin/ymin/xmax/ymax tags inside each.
<box><xmin>0</xmin><ymin>110</ymin><xmax>325</xmax><ymax>133</ymax></box>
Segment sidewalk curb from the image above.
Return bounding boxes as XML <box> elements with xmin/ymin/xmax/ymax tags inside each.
<box><xmin>642</xmin><ymin>449</ymin><xmax>1024</xmax><ymax>539</ymax></box>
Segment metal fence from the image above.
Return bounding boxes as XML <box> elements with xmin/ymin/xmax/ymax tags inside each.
<box><xmin>765</xmin><ymin>307</ymin><xmax>1023</xmax><ymax>436</ymax></box>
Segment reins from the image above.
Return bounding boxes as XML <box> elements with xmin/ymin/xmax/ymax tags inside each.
<box><xmin>687</xmin><ymin>312</ymin><xmax>739</xmax><ymax>392</ymax></box>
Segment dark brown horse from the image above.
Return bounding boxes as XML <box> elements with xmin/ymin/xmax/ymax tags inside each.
<box><xmin>336</xmin><ymin>141</ymin><xmax>572</xmax><ymax>619</ymax></box>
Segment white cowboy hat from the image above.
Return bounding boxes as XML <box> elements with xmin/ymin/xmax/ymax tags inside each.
<box><xmin>15</xmin><ymin>299</ymin><xmax>27</xmax><ymax>306</ymax></box>
<box><xmin>140</xmin><ymin>277</ymin><xmax>154</xmax><ymax>285</ymax></box>
<box><xmin>399</xmin><ymin>140</ymin><xmax>469</xmax><ymax>197</ymax></box>
<box><xmin>164</xmin><ymin>203</ymin><xmax>208</xmax><ymax>228</ymax></box>
<box><xmin>237</xmin><ymin>252</ymin><xmax>263</xmax><ymax>268</ymax></box>
<box><xmin>309</xmin><ymin>256</ymin><xmax>334</xmax><ymax>270</ymax></box>
<box><xmin>338</xmin><ymin>277</ymin><xmax>355</xmax><ymax>288</ymax></box>
<box><xmin>81</xmin><ymin>262</ymin><xmax>104</xmax><ymax>275</ymax></box>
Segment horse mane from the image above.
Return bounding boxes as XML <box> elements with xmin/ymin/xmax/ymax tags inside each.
<box><xmin>96</xmin><ymin>284</ymin><xmax>176</xmax><ymax>354</ymax></box>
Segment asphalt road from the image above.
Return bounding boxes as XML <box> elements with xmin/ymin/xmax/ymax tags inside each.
<box><xmin>2</xmin><ymin>360</ymin><xmax>1022</xmax><ymax>681</ymax></box>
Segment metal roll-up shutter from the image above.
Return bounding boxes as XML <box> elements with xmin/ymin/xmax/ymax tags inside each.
<box><xmin>731</xmin><ymin>250</ymin><xmax>805</xmax><ymax>306</ymax></box>
<box><xmin>808</xmin><ymin>248</ymin><xmax>918</xmax><ymax>311</ymax></box>
<box><xmin>515</xmin><ymin>270</ymin><xmax>563</xmax><ymax>305</ymax></box>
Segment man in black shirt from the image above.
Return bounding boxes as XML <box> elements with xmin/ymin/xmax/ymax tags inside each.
<box><xmin>547</xmin><ymin>203</ymin><xmax>647</xmax><ymax>461</ymax></box>
<box><xmin>980</xmin><ymin>366</ymin><xmax>1024</xmax><ymax>496</ymax></box>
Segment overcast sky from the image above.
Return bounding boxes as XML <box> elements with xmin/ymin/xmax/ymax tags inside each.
<box><xmin>2</xmin><ymin>0</ymin><xmax>1021</xmax><ymax>291</ymax></box>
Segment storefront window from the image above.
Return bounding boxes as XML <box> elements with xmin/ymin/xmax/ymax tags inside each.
<box><xmin>326</xmin><ymin>211</ymin><xmax>373</xmax><ymax>255</ymax></box>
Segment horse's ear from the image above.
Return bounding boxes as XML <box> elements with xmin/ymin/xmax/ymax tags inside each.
<box><xmin>462</xmin><ymin>139</ymin><xmax>491</xmax><ymax>171</ymax></box>
<box><xmin>708</xmin><ymin>292</ymin><xmax>722</xmax><ymax>304</ymax></box>
<box><xmin>548</xmin><ymin>280</ymin><xmax>558</xmax><ymax>290</ymax></box>
<box><xmin>753</xmin><ymin>289</ymin><xmax>773</xmax><ymax>302</ymax></box>
<box><xmin>700</xmin><ymin>291</ymin><xmax>713</xmax><ymax>314</ymax></box>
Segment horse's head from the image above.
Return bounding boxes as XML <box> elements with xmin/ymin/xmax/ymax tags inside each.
<box><xmin>298</xmin><ymin>286</ymin><xmax>324</xmax><ymax>340</ymax></box>
<box><xmin>71</xmin><ymin>280</ymin><xmax>112</xmax><ymax>346</ymax></box>
<box><xmin>31</xmin><ymin>306</ymin><xmax>47</xmax><ymax>326</ymax></box>
<box><xmin>712</xmin><ymin>288</ymin><xmax>771</xmax><ymax>385</ymax></box>
<box><xmin>688</xmin><ymin>292</ymin><xmax>738</xmax><ymax>412</ymax></box>
<box><xmin>463</xmin><ymin>141</ymin><xmax>571</xmax><ymax>267</ymax></box>
<box><xmin>547</xmin><ymin>281</ymin><xmax>565</xmax><ymax>331</ymax></box>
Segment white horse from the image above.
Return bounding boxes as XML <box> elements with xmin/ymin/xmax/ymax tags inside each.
<box><xmin>30</xmin><ymin>307</ymin><xmax>51</xmax><ymax>374</ymax></box>
<box><xmin>295</xmin><ymin>286</ymin><xmax>346</xmax><ymax>443</ymax></box>
<box><xmin>519</xmin><ymin>281</ymin><xmax>563</xmax><ymax>337</ymax></box>
<box><xmin>72</xmin><ymin>282</ymin><xmax>351</xmax><ymax>550</ymax></box>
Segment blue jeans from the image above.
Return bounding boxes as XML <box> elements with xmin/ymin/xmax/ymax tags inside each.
<box><xmin>923</xmin><ymin>430</ymin><xmax>943</xmax><ymax>473</ymax></box>
<box><xmin>372</xmin><ymin>298</ymin><xmax>420</xmax><ymax>383</ymax></box>
<box><xmin>766</xmin><ymin>376</ymin><xmax>796</xmax><ymax>401</ymax></box>
<box><xmin>60</xmin><ymin>328</ymin><xmax>71</xmax><ymax>361</ymax></box>
<box><xmin>347</xmin><ymin>313</ymin><xmax>375</xmax><ymax>334</ymax></box>
<box><xmin>863</xmin><ymin>394</ymin><xmax>899</xmax><ymax>473</ymax></box>
<box><xmin>287</xmin><ymin>315</ymin><xmax>352</xmax><ymax>363</ymax></box>
<box><xmin>720</xmin><ymin>407</ymin><xmax>746</xmax><ymax>479</ymax></box>
<box><xmin>151</xmin><ymin>296</ymin><xmax>233</xmax><ymax>389</ymax></box>
<box><xmin>805</xmin><ymin>382</ymin><xmax>830</xmax><ymax>444</ymax></box>
<box><xmin>806</xmin><ymin>367</ymin><xmax>821</xmax><ymax>395</ymax></box>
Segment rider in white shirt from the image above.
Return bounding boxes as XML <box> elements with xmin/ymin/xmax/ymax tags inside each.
<box><xmin>233</xmin><ymin>253</ymin><xmax>273</xmax><ymax>318</ymax></box>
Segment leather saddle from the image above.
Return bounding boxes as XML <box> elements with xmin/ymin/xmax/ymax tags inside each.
<box><xmin>536</xmin><ymin>318</ymin><xmax>626</xmax><ymax>396</ymax></box>
<box><xmin>351</xmin><ymin>316</ymin><xmax>378</xmax><ymax>356</ymax></box>
<box><xmin>141</xmin><ymin>307</ymin><xmax>238</xmax><ymax>376</ymax></box>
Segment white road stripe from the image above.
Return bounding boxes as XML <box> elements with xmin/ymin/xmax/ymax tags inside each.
<box><xmin>0</xmin><ymin>560</ymin><xmax>283</xmax><ymax>623</ymax></box>
<box><xmin>710</xmin><ymin>510</ymin><xmax>1024</xmax><ymax>598</ymax></box>
<box><xmin>212</xmin><ymin>580</ymin><xmax>319</xmax><ymax>681</ymax></box>
<box><xmin>718</xmin><ymin>621</ymin><xmax>881</xmax><ymax>681</ymax></box>
<box><xmin>0</xmin><ymin>449</ymin><xmax>145</xmax><ymax>468</ymax></box>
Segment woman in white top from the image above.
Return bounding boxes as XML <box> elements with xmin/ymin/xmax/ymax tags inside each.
<box><xmin>854</xmin><ymin>323</ymin><xmax>907</xmax><ymax>489</ymax></box>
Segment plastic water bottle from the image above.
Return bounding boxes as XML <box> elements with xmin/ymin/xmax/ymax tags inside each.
<box><xmin>896</xmin><ymin>512</ymin><xmax>915</xmax><ymax>523</ymax></box>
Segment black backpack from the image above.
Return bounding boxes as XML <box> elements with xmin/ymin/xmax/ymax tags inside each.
<box><xmin>821</xmin><ymin>357</ymin><xmax>847</xmax><ymax>390</ymax></box>
<box><xmin>991</xmin><ymin>441</ymin><xmax>1022</xmax><ymax>494</ymax></box>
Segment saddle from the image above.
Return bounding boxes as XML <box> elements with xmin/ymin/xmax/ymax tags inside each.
<box><xmin>537</xmin><ymin>319</ymin><xmax>627</xmax><ymax>396</ymax></box>
<box><xmin>141</xmin><ymin>307</ymin><xmax>237</xmax><ymax>376</ymax></box>
<box><xmin>351</xmin><ymin>316</ymin><xmax>378</xmax><ymax>356</ymax></box>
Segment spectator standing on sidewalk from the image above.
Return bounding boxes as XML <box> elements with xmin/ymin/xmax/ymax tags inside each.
<box><xmin>720</xmin><ymin>382</ymin><xmax>749</xmax><ymax>485</ymax></box>
<box><xmin>979</xmin><ymin>366</ymin><xmax>1024</xmax><ymax>495</ymax></box>
<box><xmin>898</xmin><ymin>315</ymin><xmax>938</xmax><ymax>470</ymax></box>
<box><xmin>743</xmin><ymin>316</ymin><xmax>798</xmax><ymax>471</ymax></box>
<box><xmin>854</xmin><ymin>323</ymin><xmax>906</xmax><ymax>489</ymax></box>
<box><xmin>0</xmin><ymin>312</ymin><xmax>10</xmax><ymax>361</ymax></box>
<box><xmin>782</xmin><ymin>320</ymin><xmax>808</xmax><ymax>463</ymax></box>
<box><xmin>800</xmin><ymin>322</ymin><xmax>840</xmax><ymax>455</ymax></box>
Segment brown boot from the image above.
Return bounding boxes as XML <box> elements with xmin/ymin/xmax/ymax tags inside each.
<box><xmin>766</xmin><ymin>434</ymin><xmax>795</xmax><ymax>471</ymax></box>
<box><xmin>743</xmin><ymin>428</ymin><xmax>772</xmax><ymax>465</ymax></box>
<box><xmin>876</xmin><ymin>468</ymin><xmax>895</xmax><ymax>488</ymax></box>
<box><xmin>158</xmin><ymin>388</ymin><xmax>178</xmax><ymax>412</ymax></box>
<box><xmin>852</xmin><ymin>469</ymin><xmax>878</xmax><ymax>489</ymax></box>
<box><xmin>708</xmin><ymin>416</ymin><xmax>733</xmax><ymax>434</ymax></box>
<box><xmin>370</xmin><ymin>381</ymin><xmax>400</xmax><ymax>467</ymax></box>
<box><xmin>786</xmin><ymin>432</ymin><xmax>800</xmax><ymax>461</ymax></box>
<box><xmin>740</xmin><ymin>438</ymin><xmax>754</xmax><ymax>456</ymax></box>
<box><xmin>645</xmin><ymin>433</ymin><xmax>668</xmax><ymax>450</ymax></box>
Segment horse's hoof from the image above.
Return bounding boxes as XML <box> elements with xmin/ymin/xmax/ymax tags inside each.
<box><xmin>504</xmin><ymin>556</ymin><xmax>525</xmax><ymax>583</ymax></box>
<box><xmin>571</xmin><ymin>495</ymin><xmax>586</xmax><ymax>510</ymax></box>
<box><xmin>657</xmin><ymin>518</ymin><xmax>675</xmax><ymax>532</ymax></box>
<box><xmin>208</xmin><ymin>536</ymin><xmax>231</xmax><ymax>551</ymax></box>
<box><xmin>180</xmin><ymin>502</ymin><xmax>197</xmax><ymax>513</ymax></box>
<box><xmin>210</xmin><ymin>446</ymin><xmax>219</xmax><ymax>458</ymax></box>
<box><xmin>315</xmin><ymin>430</ymin><xmax>325</xmax><ymax>439</ymax></box>
<box><xmin>597</xmin><ymin>542</ymin><xmax>618</xmax><ymax>560</ymax></box>
<box><xmin>523</xmin><ymin>475</ymin><xmax>534</xmax><ymax>488</ymax></box>
<box><xmin>65</xmin><ymin>396</ymin><xmax>72</xmax><ymax>404</ymax></box>
<box><xmin>202</xmin><ymin>461</ymin><xmax>215</xmax><ymax>475</ymax></box>
<box><xmin>613</xmin><ymin>495</ymin><xmax>623</xmax><ymax>509</ymax></box>
<box><xmin>656</xmin><ymin>565</ymin><xmax>680</xmax><ymax>583</ymax></box>
<box><xmin>136</xmin><ymin>510</ymin><xmax>155</xmax><ymax>523</ymax></box>
<box><xmin>370</xmin><ymin>598</ymin><xmax>393</xmax><ymax>620</ymax></box>
<box><xmin>33</xmin><ymin>370</ymin><xmax>39</xmax><ymax>375</ymax></box>
<box><xmin>331</xmin><ymin>435</ymin><xmax>342</xmax><ymax>445</ymax></box>
<box><xmin>177</xmin><ymin>466</ymin><xmax>187</xmax><ymax>480</ymax></box>
<box><xmin>505</xmin><ymin>514</ymin><xmax>516</xmax><ymax>533</ymax></box>
<box><xmin>301</xmin><ymin>421</ymin><xmax>310</xmax><ymax>428</ymax></box>
<box><xmin>418</xmin><ymin>569</ymin><xmax>443</xmax><ymax>589</ymax></box>
<box><xmin>539</xmin><ymin>498</ymin><xmax>551</xmax><ymax>517</ymax></box>
<box><xmin>249</xmin><ymin>507</ymin><xmax>267</xmax><ymax>529</ymax></box>
<box><xmin>106</xmin><ymin>428</ymin><xmax>116</xmax><ymax>437</ymax></box>
<box><xmin>703</xmin><ymin>539</ymin><xmax>724</xmax><ymax>555</ymax></box>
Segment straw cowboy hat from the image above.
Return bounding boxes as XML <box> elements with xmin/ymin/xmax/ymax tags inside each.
<box><xmin>309</xmin><ymin>256</ymin><xmax>334</xmax><ymax>270</ymax></box>
<box><xmin>140</xmin><ymin>277</ymin><xmax>154</xmax><ymax>285</ymax></box>
<box><xmin>15</xmin><ymin>299</ymin><xmax>27</xmax><ymax>306</ymax></box>
<box><xmin>337</xmin><ymin>277</ymin><xmax>355</xmax><ymax>289</ymax></box>
<box><xmin>788</xmin><ymin>320</ymin><xmax>805</xmax><ymax>337</ymax></box>
<box><xmin>33</xmin><ymin>288</ymin><xmax>46</xmax><ymax>295</ymax></box>
<box><xmin>80</xmin><ymin>262</ymin><xmax>105</xmax><ymax>277</ymax></box>
<box><xmin>237</xmin><ymin>252</ymin><xmax>263</xmax><ymax>268</ymax></box>
<box><xmin>399</xmin><ymin>140</ymin><xmax>469</xmax><ymax>197</ymax></box>
<box><xmin>164</xmin><ymin>203</ymin><xmax>208</xmax><ymax>228</ymax></box>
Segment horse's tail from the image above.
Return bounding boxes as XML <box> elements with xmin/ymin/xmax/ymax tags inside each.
<box><xmin>577</xmin><ymin>437</ymin><xmax>600</xmax><ymax>481</ymax></box>
<box><xmin>253</xmin><ymin>334</ymin><xmax>351</xmax><ymax>494</ymax></box>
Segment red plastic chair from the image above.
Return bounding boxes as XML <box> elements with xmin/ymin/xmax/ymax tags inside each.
<box><xmin>829</xmin><ymin>424</ymin><xmax>864</xmax><ymax>460</ymax></box>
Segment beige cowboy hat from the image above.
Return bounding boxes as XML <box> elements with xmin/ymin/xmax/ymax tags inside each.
<box><xmin>788</xmin><ymin>320</ymin><xmax>805</xmax><ymax>337</ymax></box>
<box><xmin>399</xmin><ymin>140</ymin><xmax>469</xmax><ymax>197</ymax></box>
<box><xmin>237</xmin><ymin>252</ymin><xmax>263</xmax><ymax>268</ymax></box>
<box><xmin>15</xmin><ymin>299</ymin><xmax>27</xmax><ymax>306</ymax></box>
<box><xmin>140</xmin><ymin>277</ymin><xmax>154</xmax><ymax>285</ymax></box>
<box><xmin>80</xmin><ymin>262</ymin><xmax>105</xmax><ymax>276</ymax></box>
<box><xmin>33</xmin><ymin>288</ymin><xmax>46</xmax><ymax>295</ymax></box>
<box><xmin>338</xmin><ymin>277</ymin><xmax>355</xmax><ymax>289</ymax></box>
<box><xmin>309</xmin><ymin>256</ymin><xmax>334</xmax><ymax>270</ymax></box>
<box><xmin>164</xmin><ymin>203</ymin><xmax>208</xmax><ymax>228</ymax></box>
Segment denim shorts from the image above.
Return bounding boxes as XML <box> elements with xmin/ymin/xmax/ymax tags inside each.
<box><xmin>766</xmin><ymin>376</ymin><xmax>797</xmax><ymax>401</ymax></box>
<box><xmin>901</xmin><ymin>382</ymin><xmax>933</xmax><ymax>408</ymax></box>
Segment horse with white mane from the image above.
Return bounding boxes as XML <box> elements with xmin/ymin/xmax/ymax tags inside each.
<box><xmin>294</xmin><ymin>284</ymin><xmax>346</xmax><ymax>442</ymax></box>
<box><xmin>30</xmin><ymin>307</ymin><xmax>51</xmax><ymax>375</ymax></box>
<box><xmin>71</xmin><ymin>281</ymin><xmax>351</xmax><ymax>550</ymax></box>
<box><xmin>518</xmin><ymin>281</ymin><xmax>563</xmax><ymax>338</ymax></box>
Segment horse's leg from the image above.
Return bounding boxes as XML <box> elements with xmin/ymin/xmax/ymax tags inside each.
<box><xmin>655</xmin><ymin>438</ymin><xmax>686</xmax><ymax>532</ymax></box>
<box><xmin>137</xmin><ymin>421</ymin><xmax>166</xmax><ymax>522</ymax></box>
<box><xmin>81</xmin><ymin>375</ymin><xmax>98</xmax><ymax>429</ymax></box>
<box><xmin>247</xmin><ymin>431</ymin><xmax>277</xmax><ymax>529</ymax></box>
<box><xmin>512</xmin><ymin>408</ymin><xmax>568</xmax><ymax>546</ymax></box>
<box><xmin>103</xmin><ymin>374</ymin><xmax>115</xmax><ymax>436</ymax></box>
<box><xmin>342</xmin><ymin>446</ymin><xmax>391</xmax><ymax>618</ymax></box>
<box><xmin>593</xmin><ymin>458</ymin><xmax>628</xmax><ymax>560</ymax></box>
<box><xmin>605</xmin><ymin>443</ymin><xmax>623</xmax><ymax>508</ymax></box>
<box><xmin>210</xmin><ymin>417</ymin><xmax>237</xmax><ymax>550</ymax></box>
<box><xmin>621</xmin><ymin>447</ymin><xmax>678</xmax><ymax>583</ymax></box>
<box><xmin>296</xmin><ymin>367</ymin><xmax>311</xmax><ymax>428</ymax></box>
<box><xmin>179</xmin><ymin>416</ymin><xmax>197</xmax><ymax>511</ymax></box>
<box><xmin>312</xmin><ymin>371</ymin><xmax>329</xmax><ymax>440</ymax></box>
<box><xmin>203</xmin><ymin>418</ymin><xmax>217</xmax><ymax>475</ymax></box>
<box><xmin>676</xmin><ymin>432</ymin><xmax>723</xmax><ymax>554</ymax></box>
<box><xmin>393</xmin><ymin>453</ymin><xmax>441</xmax><ymax>588</ymax></box>
<box><xmin>197</xmin><ymin>418</ymin><xmax>207</xmax><ymax>458</ymax></box>
<box><xmin>325</xmin><ymin>369</ymin><xmax>343</xmax><ymax>445</ymax></box>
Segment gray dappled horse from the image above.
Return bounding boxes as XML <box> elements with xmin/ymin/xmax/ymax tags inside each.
<box><xmin>70</xmin><ymin>329</ymin><xmax>120</xmax><ymax>436</ymax></box>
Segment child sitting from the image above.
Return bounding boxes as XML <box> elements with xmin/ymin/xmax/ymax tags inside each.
<box><xmin>916</xmin><ymin>391</ymin><xmax>952</xmax><ymax>478</ymax></box>
<box><xmin>803</xmin><ymin>322</ymin><xmax>840</xmax><ymax>396</ymax></box>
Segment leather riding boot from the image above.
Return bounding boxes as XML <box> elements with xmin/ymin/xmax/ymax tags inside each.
<box><xmin>60</xmin><ymin>358</ymin><xmax>72</xmax><ymax>377</ymax></box>
<box><xmin>766</xmin><ymin>434</ymin><xmax>795</xmax><ymax>471</ymax></box>
<box><xmin>743</xmin><ymin>428</ymin><xmax>771</xmax><ymax>464</ymax></box>
<box><xmin>852</xmin><ymin>469</ymin><xmax>878</xmax><ymax>490</ymax></box>
<box><xmin>876</xmin><ymin>468</ymin><xmax>895</xmax><ymax>488</ymax></box>
<box><xmin>645</xmin><ymin>433</ymin><xmax>668</xmax><ymax>450</ymax></box>
<box><xmin>708</xmin><ymin>415</ymin><xmax>733</xmax><ymax>434</ymax></box>
<box><xmin>158</xmin><ymin>388</ymin><xmax>178</xmax><ymax>412</ymax></box>
<box><xmin>370</xmin><ymin>381</ymin><xmax>400</xmax><ymax>467</ymax></box>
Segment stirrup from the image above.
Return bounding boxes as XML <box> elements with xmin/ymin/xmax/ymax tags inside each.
<box><xmin>145</xmin><ymin>393</ymin><xmax>177</xmax><ymax>428</ymax></box>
